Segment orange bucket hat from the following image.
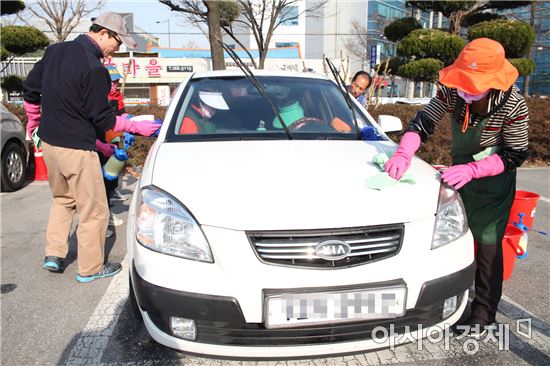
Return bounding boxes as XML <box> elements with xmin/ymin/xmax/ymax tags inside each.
<box><xmin>439</xmin><ymin>38</ymin><xmax>518</xmax><ymax>95</ymax></box>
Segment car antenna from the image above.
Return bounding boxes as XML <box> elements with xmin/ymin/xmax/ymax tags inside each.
<box><xmin>324</xmin><ymin>57</ymin><xmax>361</xmax><ymax>140</ymax></box>
<box><xmin>218</xmin><ymin>41</ymin><xmax>292</xmax><ymax>140</ymax></box>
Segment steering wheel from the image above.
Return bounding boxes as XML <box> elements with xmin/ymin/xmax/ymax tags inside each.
<box><xmin>287</xmin><ymin>117</ymin><xmax>326</xmax><ymax>132</ymax></box>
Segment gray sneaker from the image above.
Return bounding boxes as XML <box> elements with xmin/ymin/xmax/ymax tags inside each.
<box><xmin>75</xmin><ymin>262</ymin><xmax>122</xmax><ymax>283</ymax></box>
<box><xmin>43</xmin><ymin>256</ymin><xmax>65</xmax><ymax>273</ymax></box>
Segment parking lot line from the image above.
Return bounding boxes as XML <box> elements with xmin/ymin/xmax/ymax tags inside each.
<box><xmin>65</xmin><ymin>256</ymin><xmax>129</xmax><ymax>365</ymax></box>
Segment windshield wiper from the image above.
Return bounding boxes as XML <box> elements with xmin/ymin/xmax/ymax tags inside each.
<box><xmin>219</xmin><ymin>41</ymin><xmax>292</xmax><ymax>140</ymax></box>
<box><xmin>324</xmin><ymin>57</ymin><xmax>361</xmax><ymax>140</ymax></box>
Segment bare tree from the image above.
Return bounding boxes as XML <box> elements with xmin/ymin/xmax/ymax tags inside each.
<box><xmin>18</xmin><ymin>0</ymin><xmax>105</xmax><ymax>42</ymax></box>
<box><xmin>185</xmin><ymin>0</ymin><xmax>326</xmax><ymax>69</ymax></box>
<box><xmin>159</xmin><ymin>0</ymin><xmax>226</xmax><ymax>70</ymax></box>
<box><xmin>231</xmin><ymin>0</ymin><xmax>326</xmax><ymax>69</ymax></box>
<box><xmin>343</xmin><ymin>14</ymin><xmax>394</xmax><ymax>69</ymax></box>
<box><xmin>342</xmin><ymin>19</ymin><xmax>368</xmax><ymax>64</ymax></box>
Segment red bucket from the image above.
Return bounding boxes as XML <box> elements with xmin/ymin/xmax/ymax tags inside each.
<box><xmin>33</xmin><ymin>146</ymin><xmax>48</xmax><ymax>181</ymax></box>
<box><xmin>502</xmin><ymin>225</ymin><xmax>524</xmax><ymax>281</ymax></box>
<box><xmin>508</xmin><ymin>190</ymin><xmax>540</xmax><ymax>229</ymax></box>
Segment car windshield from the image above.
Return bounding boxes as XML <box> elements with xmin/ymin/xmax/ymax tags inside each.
<box><xmin>167</xmin><ymin>75</ymin><xmax>380</xmax><ymax>141</ymax></box>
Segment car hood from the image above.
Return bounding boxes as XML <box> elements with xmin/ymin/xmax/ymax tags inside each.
<box><xmin>150</xmin><ymin>140</ymin><xmax>441</xmax><ymax>230</ymax></box>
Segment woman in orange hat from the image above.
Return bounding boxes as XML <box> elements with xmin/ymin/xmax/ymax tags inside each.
<box><xmin>385</xmin><ymin>38</ymin><xmax>530</xmax><ymax>338</ymax></box>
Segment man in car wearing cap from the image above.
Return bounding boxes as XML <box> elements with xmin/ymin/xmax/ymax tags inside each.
<box><xmin>179</xmin><ymin>90</ymin><xmax>230</xmax><ymax>134</ymax></box>
<box><xmin>23</xmin><ymin>12</ymin><xmax>160</xmax><ymax>283</ymax></box>
<box><xmin>384</xmin><ymin>38</ymin><xmax>530</xmax><ymax>338</ymax></box>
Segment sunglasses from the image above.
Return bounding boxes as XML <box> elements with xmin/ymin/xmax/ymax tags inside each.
<box><xmin>113</xmin><ymin>34</ymin><xmax>123</xmax><ymax>47</ymax></box>
<box><xmin>107</xmin><ymin>30</ymin><xmax>123</xmax><ymax>47</ymax></box>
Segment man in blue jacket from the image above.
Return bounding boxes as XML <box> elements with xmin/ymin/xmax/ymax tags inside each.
<box><xmin>23</xmin><ymin>12</ymin><xmax>160</xmax><ymax>283</ymax></box>
<box><xmin>349</xmin><ymin>71</ymin><xmax>372</xmax><ymax>107</ymax></box>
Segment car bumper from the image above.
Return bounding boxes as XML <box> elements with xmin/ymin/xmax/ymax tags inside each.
<box><xmin>131</xmin><ymin>260</ymin><xmax>474</xmax><ymax>358</ymax></box>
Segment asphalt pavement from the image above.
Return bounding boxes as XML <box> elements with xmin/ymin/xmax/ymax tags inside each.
<box><xmin>1</xmin><ymin>169</ymin><xmax>548</xmax><ymax>365</ymax></box>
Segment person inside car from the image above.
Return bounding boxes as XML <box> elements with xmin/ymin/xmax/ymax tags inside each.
<box><xmin>179</xmin><ymin>90</ymin><xmax>229</xmax><ymax>134</ymax></box>
<box><xmin>272</xmin><ymin>96</ymin><xmax>353</xmax><ymax>133</ymax></box>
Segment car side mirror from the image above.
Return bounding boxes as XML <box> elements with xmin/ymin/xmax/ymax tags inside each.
<box><xmin>377</xmin><ymin>115</ymin><xmax>402</xmax><ymax>133</ymax></box>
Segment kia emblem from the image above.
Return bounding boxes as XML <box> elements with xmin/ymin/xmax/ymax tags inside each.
<box><xmin>315</xmin><ymin>240</ymin><xmax>351</xmax><ymax>261</ymax></box>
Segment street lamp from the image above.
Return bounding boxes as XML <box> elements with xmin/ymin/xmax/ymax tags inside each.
<box><xmin>156</xmin><ymin>19</ymin><xmax>171</xmax><ymax>48</ymax></box>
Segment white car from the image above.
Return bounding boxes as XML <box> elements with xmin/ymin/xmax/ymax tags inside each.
<box><xmin>127</xmin><ymin>70</ymin><xmax>474</xmax><ymax>358</ymax></box>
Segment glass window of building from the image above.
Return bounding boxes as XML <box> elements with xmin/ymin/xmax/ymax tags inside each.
<box><xmin>279</xmin><ymin>6</ymin><xmax>299</xmax><ymax>26</ymax></box>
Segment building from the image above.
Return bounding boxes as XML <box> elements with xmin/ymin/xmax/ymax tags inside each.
<box><xmin>221</xmin><ymin>0</ymin><xmax>427</xmax><ymax>85</ymax></box>
<box><xmin>500</xmin><ymin>3</ymin><xmax>550</xmax><ymax>96</ymax></box>
<box><xmin>222</xmin><ymin>1</ymin><xmax>369</xmax><ymax>80</ymax></box>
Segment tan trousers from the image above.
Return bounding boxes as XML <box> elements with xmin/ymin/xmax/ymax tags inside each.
<box><xmin>42</xmin><ymin>142</ymin><xmax>109</xmax><ymax>276</ymax></box>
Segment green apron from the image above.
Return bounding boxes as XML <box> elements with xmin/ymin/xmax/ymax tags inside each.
<box><xmin>185</xmin><ymin>108</ymin><xmax>216</xmax><ymax>133</ymax></box>
<box><xmin>450</xmin><ymin>99</ymin><xmax>516</xmax><ymax>245</ymax></box>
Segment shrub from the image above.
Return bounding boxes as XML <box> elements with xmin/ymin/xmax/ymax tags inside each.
<box><xmin>468</xmin><ymin>19</ymin><xmax>535</xmax><ymax>58</ymax></box>
<box><xmin>375</xmin><ymin>57</ymin><xmax>405</xmax><ymax>76</ymax></box>
<box><xmin>397</xmin><ymin>29</ymin><xmax>466</xmax><ymax>66</ymax></box>
<box><xmin>0</xmin><ymin>26</ymin><xmax>49</xmax><ymax>56</ymax></box>
<box><xmin>1</xmin><ymin>0</ymin><xmax>25</xmax><ymax>15</ymax></box>
<box><xmin>508</xmin><ymin>58</ymin><xmax>536</xmax><ymax>76</ymax></box>
<box><xmin>0</xmin><ymin>47</ymin><xmax>9</xmax><ymax>61</ymax></box>
<box><xmin>384</xmin><ymin>17</ymin><xmax>421</xmax><ymax>43</ymax></box>
<box><xmin>460</xmin><ymin>11</ymin><xmax>502</xmax><ymax>28</ymax></box>
<box><xmin>397</xmin><ymin>58</ymin><xmax>443</xmax><ymax>83</ymax></box>
<box><xmin>125</xmin><ymin>105</ymin><xmax>167</xmax><ymax>168</ymax></box>
<box><xmin>1</xmin><ymin>75</ymin><xmax>24</xmax><ymax>93</ymax></box>
<box><xmin>219</xmin><ymin>1</ymin><xmax>240</xmax><ymax>27</ymax></box>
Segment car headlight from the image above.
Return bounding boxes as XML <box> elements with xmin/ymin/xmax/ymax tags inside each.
<box><xmin>135</xmin><ymin>186</ymin><xmax>213</xmax><ymax>262</ymax></box>
<box><xmin>431</xmin><ymin>183</ymin><xmax>469</xmax><ymax>249</ymax></box>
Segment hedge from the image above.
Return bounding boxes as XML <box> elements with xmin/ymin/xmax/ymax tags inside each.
<box><xmin>468</xmin><ymin>19</ymin><xmax>535</xmax><ymax>58</ymax></box>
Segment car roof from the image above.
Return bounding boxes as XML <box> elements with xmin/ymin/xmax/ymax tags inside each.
<box><xmin>190</xmin><ymin>69</ymin><xmax>330</xmax><ymax>81</ymax></box>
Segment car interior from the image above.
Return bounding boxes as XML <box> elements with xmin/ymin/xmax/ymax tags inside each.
<box><xmin>172</xmin><ymin>77</ymin><xmax>366</xmax><ymax>136</ymax></box>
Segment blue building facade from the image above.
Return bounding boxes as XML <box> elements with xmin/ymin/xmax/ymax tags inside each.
<box><xmin>501</xmin><ymin>2</ymin><xmax>550</xmax><ymax>96</ymax></box>
<box><xmin>367</xmin><ymin>0</ymin><xmax>408</xmax><ymax>61</ymax></box>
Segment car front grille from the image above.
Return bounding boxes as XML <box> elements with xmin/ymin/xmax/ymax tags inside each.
<box><xmin>247</xmin><ymin>224</ymin><xmax>404</xmax><ymax>268</ymax></box>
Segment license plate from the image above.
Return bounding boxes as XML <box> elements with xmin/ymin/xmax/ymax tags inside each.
<box><xmin>265</xmin><ymin>286</ymin><xmax>406</xmax><ymax>328</ymax></box>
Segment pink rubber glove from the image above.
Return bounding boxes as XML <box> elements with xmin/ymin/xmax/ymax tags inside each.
<box><xmin>384</xmin><ymin>132</ymin><xmax>421</xmax><ymax>180</ymax></box>
<box><xmin>95</xmin><ymin>139</ymin><xmax>116</xmax><ymax>157</ymax></box>
<box><xmin>113</xmin><ymin>114</ymin><xmax>160</xmax><ymax>136</ymax></box>
<box><xmin>23</xmin><ymin>101</ymin><xmax>41</xmax><ymax>137</ymax></box>
<box><xmin>441</xmin><ymin>154</ymin><xmax>505</xmax><ymax>189</ymax></box>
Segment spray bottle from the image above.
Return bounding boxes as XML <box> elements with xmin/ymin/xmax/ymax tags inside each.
<box><xmin>513</xmin><ymin>213</ymin><xmax>529</xmax><ymax>259</ymax></box>
<box><xmin>103</xmin><ymin>132</ymin><xmax>135</xmax><ymax>180</ymax></box>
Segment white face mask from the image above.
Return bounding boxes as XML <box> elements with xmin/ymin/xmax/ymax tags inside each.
<box><xmin>457</xmin><ymin>89</ymin><xmax>489</xmax><ymax>104</ymax></box>
<box><xmin>201</xmin><ymin>104</ymin><xmax>213</xmax><ymax>119</ymax></box>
